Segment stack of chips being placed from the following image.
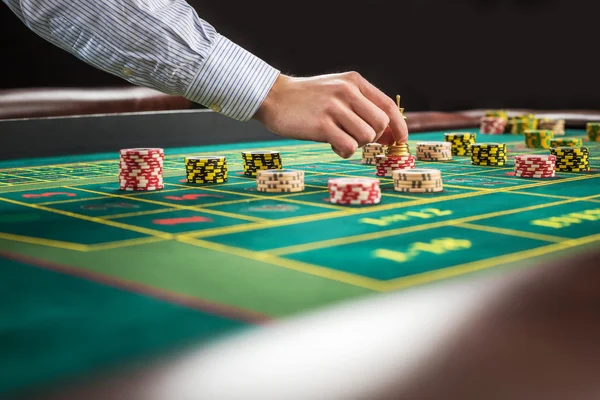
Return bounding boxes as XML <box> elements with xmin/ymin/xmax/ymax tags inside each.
<box><xmin>328</xmin><ymin>178</ymin><xmax>381</xmax><ymax>205</ymax></box>
<box><xmin>362</xmin><ymin>143</ymin><xmax>388</xmax><ymax>165</ymax></box>
<box><xmin>393</xmin><ymin>168</ymin><xmax>443</xmax><ymax>193</ymax></box>
<box><xmin>119</xmin><ymin>148</ymin><xmax>164</xmax><ymax>191</ymax></box>
<box><xmin>185</xmin><ymin>155</ymin><xmax>227</xmax><ymax>184</ymax></box>
<box><xmin>256</xmin><ymin>169</ymin><xmax>304</xmax><ymax>193</ymax></box>
<box><xmin>480</xmin><ymin>117</ymin><xmax>507</xmax><ymax>134</ymax></box>
<box><xmin>471</xmin><ymin>143</ymin><xmax>508</xmax><ymax>166</ymax></box>
<box><xmin>525</xmin><ymin>129</ymin><xmax>554</xmax><ymax>149</ymax></box>
<box><xmin>375</xmin><ymin>142</ymin><xmax>414</xmax><ymax>177</ymax></box>
<box><xmin>242</xmin><ymin>151</ymin><xmax>282</xmax><ymax>177</ymax></box>
<box><xmin>416</xmin><ymin>141</ymin><xmax>452</xmax><ymax>161</ymax></box>
<box><xmin>550</xmin><ymin>146</ymin><xmax>590</xmax><ymax>172</ymax></box>
<box><xmin>444</xmin><ymin>132</ymin><xmax>476</xmax><ymax>156</ymax></box>
<box><xmin>509</xmin><ymin>114</ymin><xmax>538</xmax><ymax>134</ymax></box>
<box><xmin>550</xmin><ymin>138</ymin><xmax>582</xmax><ymax>148</ymax></box>
<box><xmin>539</xmin><ymin>118</ymin><xmax>565</xmax><ymax>135</ymax></box>
<box><xmin>588</xmin><ymin>122</ymin><xmax>600</xmax><ymax>142</ymax></box>
<box><xmin>513</xmin><ymin>155</ymin><xmax>556</xmax><ymax>179</ymax></box>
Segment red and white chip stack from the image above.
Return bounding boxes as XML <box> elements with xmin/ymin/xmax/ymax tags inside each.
<box><xmin>480</xmin><ymin>117</ymin><xmax>507</xmax><ymax>135</ymax></box>
<box><xmin>375</xmin><ymin>154</ymin><xmax>415</xmax><ymax>177</ymax></box>
<box><xmin>513</xmin><ymin>154</ymin><xmax>556</xmax><ymax>178</ymax></box>
<box><xmin>119</xmin><ymin>148</ymin><xmax>164</xmax><ymax>191</ymax></box>
<box><xmin>328</xmin><ymin>178</ymin><xmax>381</xmax><ymax>205</ymax></box>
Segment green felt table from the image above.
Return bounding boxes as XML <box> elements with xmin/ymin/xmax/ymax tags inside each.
<box><xmin>1</xmin><ymin>129</ymin><xmax>599</xmax><ymax>396</ymax></box>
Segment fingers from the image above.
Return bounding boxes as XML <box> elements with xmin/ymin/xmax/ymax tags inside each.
<box><xmin>377</xmin><ymin>126</ymin><xmax>395</xmax><ymax>145</ymax></box>
<box><xmin>331</xmin><ymin>103</ymin><xmax>377</xmax><ymax>148</ymax></box>
<box><xmin>348</xmin><ymin>93</ymin><xmax>390</xmax><ymax>143</ymax></box>
<box><xmin>343</xmin><ymin>72</ymin><xmax>409</xmax><ymax>143</ymax></box>
<box><xmin>324</xmin><ymin>121</ymin><xmax>359</xmax><ymax>159</ymax></box>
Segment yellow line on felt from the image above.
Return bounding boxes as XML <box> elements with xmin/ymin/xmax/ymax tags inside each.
<box><xmin>38</xmin><ymin>195</ymin><xmax>109</xmax><ymax>206</ymax></box>
<box><xmin>269</xmin><ymin>193</ymin><xmax>600</xmax><ymax>256</ymax></box>
<box><xmin>87</xmin><ymin>236</ymin><xmax>168</xmax><ymax>251</ymax></box>
<box><xmin>68</xmin><ymin>187</ymin><xmax>268</xmax><ymax>223</ymax></box>
<box><xmin>178</xmin><ymin>236</ymin><xmax>383</xmax><ymax>291</ymax></box>
<box><xmin>166</xmin><ymin>183</ymin><xmax>350</xmax><ymax>211</ymax></box>
<box><xmin>0</xmin><ymin>172</ymin><xmax>52</xmax><ymax>182</ymax></box>
<box><xmin>380</xmin><ymin>233</ymin><xmax>600</xmax><ymax>291</ymax></box>
<box><xmin>0</xmin><ymin>232</ymin><xmax>89</xmax><ymax>251</ymax></box>
<box><xmin>456</xmin><ymin>222</ymin><xmax>569</xmax><ymax>243</ymax></box>
<box><xmin>100</xmin><ymin>208</ymin><xmax>181</xmax><ymax>220</ymax></box>
<box><xmin>0</xmin><ymin>197</ymin><xmax>172</xmax><ymax>239</ymax></box>
<box><xmin>442</xmin><ymin>184</ymin><xmax>492</xmax><ymax>191</ymax></box>
<box><xmin>185</xmin><ymin>190</ymin><xmax>496</xmax><ymax>239</ymax></box>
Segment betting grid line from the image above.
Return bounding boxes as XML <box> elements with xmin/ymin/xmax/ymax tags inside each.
<box><xmin>267</xmin><ymin>193</ymin><xmax>600</xmax><ymax>256</ymax></box>
<box><xmin>0</xmin><ymin>231</ymin><xmax>88</xmax><ymax>251</ymax></box>
<box><xmin>182</xmin><ymin>171</ymin><xmax>599</xmax><ymax>240</ymax></box>
<box><xmin>100</xmin><ymin>208</ymin><xmax>182</xmax><ymax>220</ymax></box>
<box><xmin>66</xmin><ymin>187</ymin><xmax>270</xmax><ymax>223</ymax></box>
<box><xmin>0</xmin><ymin>197</ymin><xmax>174</xmax><ymax>239</ymax></box>
<box><xmin>455</xmin><ymin>222</ymin><xmax>569</xmax><ymax>243</ymax></box>
<box><xmin>508</xmin><ymin>191</ymin><xmax>600</xmax><ymax>202</ymax></box>
<box><xmin>176</xmin><ymin>236</ymin><xmax>383</xmax><ymax>291</ymax></box>
<box><xmin>380</xmin><ymin>232</ymin><xmax>600</xmax><ymax>291</ymax></box>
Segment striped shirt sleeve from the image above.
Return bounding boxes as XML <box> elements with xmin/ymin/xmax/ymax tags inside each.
<box><xmin>2</xmin><ymin>0</ymin><xmax>280</xmax><ymax>122</ymax></box>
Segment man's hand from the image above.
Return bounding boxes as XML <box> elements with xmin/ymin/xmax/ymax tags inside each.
<box><xmin>253</xmin><ymin>72</ymin><xmax>409</xmax><ymax>158</ymax></box>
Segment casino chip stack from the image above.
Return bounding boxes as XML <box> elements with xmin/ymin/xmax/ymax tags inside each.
<box><xmin>328</xmin><ymin>178</ymin><xmax>381</xmax><ymax>205</ymax></box>
<box><xmin>185</xmin><ymin>156</ymin><xmax>227</xmax><ymax>184</ymax></box>
<box><xmin>392</xmin><ymin>168</ymin><xmax>443</xmax><ymax>193</ymax></box>
<box><xmin>484</xmin><ymin>110</ymin><xmax>508</xmax><ymax>121</ymax></box>
<box><xmin>514</xmin><ymin>155</ymin><xmax>556</xmax><ymax>178</ymax></box>
<box><xmin>550</xmin><ymin>146</ymin><xmax>590</xmax><ymax>172</ymax></box>
<box><xmin>480</xmin><ymin>117</ymin><xmax>507</xmax><ymax>134</ymax></box>
<box><xmin>416</xmin><ymin>142</ymin><xmax>452</xmax><ymax>161</ymax></box>
<box><xmin>471</xmin><ymin>143</ymin><xmax>508</xmax><ymax>166</ymax></box>
<box><xmin>362</xmin><ymin>143</ymin><xmax>388</xmax><ymax>165</ymax></box>
<box><xmin>242</xmin><ymin>151</ymin><xmax>282</xmax><ymax>177</ymax></box>
<box><xmin>256</xmin><ymin>169</ymin><xmax>304</xmax><ymax>193</ymax></box>
<box><xmin>375</xmin><ymin>154</ymin><xmax>415</xmax><ymax>177</ymax></box>
<box><xmin>510</xmin><ymin>114</ymin><xmax>538</xmax><ymax>134</ymax></box>
<box><xmin>524</xmin><ymin>129</ymin><xmax>554</xmax><ymax>149</ymax></box>
<box><xmin>550</xmin><ymin>138</ymin><xmax>582</xmax><ymax>148</ymax></box>
<box><xmin>539</xmin><ymin>118</ymin><xmax>565</xmax><ymax>135</ymax></box>
<box><xmin>119</xmin><ymin>148</ymin><xmax>164</xmax><ymax>191</ymax></box>
<box><xmin>588</xmin><ymin>122</ymin><xmax>600</xmax><ymax>142</ymax></box>
<box><xmin>444</xmin><ymin>132</ymin><xmax>476</xmax><ymax>156</ymax></box>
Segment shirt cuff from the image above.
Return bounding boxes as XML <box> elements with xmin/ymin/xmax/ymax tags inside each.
<box><xmin>184</xmin><ymin>34</ymin><xmax>280</xmax><ymax>122</ymax></box>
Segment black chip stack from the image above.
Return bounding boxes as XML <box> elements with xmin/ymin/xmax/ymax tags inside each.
<box><xmin>471</xmin><ymin>143</ymin><xmax>508</xmax><ymax>166</ymax></box>
<box><xmin>185</xmin><ymin>155</ymin><xmax>228</xmax><ymax>183</ymax></box>
<box><xmin>242</xmin><ymin>151</ymin><xmax>282</xmax><ymax>177</ymax></box>
<box><xmin>550</xmin><ymin>146</ymin><xmax>590</xmax><ymax>172</ymax></box>
<box><xmin>444</xmin><ymin>132</ymin><xmax>476</xmax><ymax>156</ymax></box>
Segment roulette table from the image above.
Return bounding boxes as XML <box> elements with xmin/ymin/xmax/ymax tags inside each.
<box><xmin>1</xmin><ymin>109</ymin><xmax>599</xmax><ymax>399</ymax></box>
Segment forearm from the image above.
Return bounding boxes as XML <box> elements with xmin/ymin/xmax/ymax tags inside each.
<box><xmin>2</xmin><ymin>0</ymin><xmax>279</xmax><ymax>121</ymax></box>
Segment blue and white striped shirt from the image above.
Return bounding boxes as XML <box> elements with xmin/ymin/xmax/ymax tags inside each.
<box><xmin>3</xmin><ymin>0</ymin><xmax>280</xmax><ymax>121</ymax></box>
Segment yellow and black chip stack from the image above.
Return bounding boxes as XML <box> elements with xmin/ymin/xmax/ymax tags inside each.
<box><xmin>587</xmin><ymin>122</ymin><xmax>600</xmax><ymax>142</ymax></box>
<box><xmin>550</xmin><ymin>138</ymin><xmax>582</xmax><ymax>148</ymax></box>
<box><xmin>524</xmin><ymin>129</ymin><xmax>554</xmax><ymax>149</ymax></box>
<box><xmin>185</xmin><ymin>155</ymin><xmax>228</xmax><ymax>183</ymax></box>
<box><xmin>242</xmin><ymin>150</ymin><xmax>282</xmax><ymax>177</ymax></box>
<box><xmin>509</xmin><ymin>114</ymin><xmax>538</xmax><ymax>134</ymax></box>
<box><xmin>444</xmin><ymin>132</ymin><xmax>476</xmax><ymax>156</ymax></box>
<box><xmin>550</xmin><ymin>146</ymin><xmax>590</xmax><ymax>172</ymax></box>
<box><xmin>471</xmin><ymin>143</ymin><xmax>508</xmax><ymax>166</ymax></box>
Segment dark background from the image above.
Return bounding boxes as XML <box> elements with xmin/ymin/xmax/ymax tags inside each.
<box><xmin>1</xmin><ymin>0</ymin><xmax>598</xmax><ymax>112</ymax></box>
